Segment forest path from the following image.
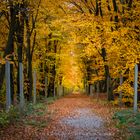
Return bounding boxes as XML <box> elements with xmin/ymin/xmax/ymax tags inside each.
<box><xmin>0</xmin><ymin>93</ymin><xmax>120</xmax><ymax>140</ymax></box>
<box><xmin>44</xmin><ymin>93</ymin><xmax>114</xmax><ymax>140</ymax></box>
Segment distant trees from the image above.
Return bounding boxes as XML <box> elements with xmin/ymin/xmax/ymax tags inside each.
<box><xmin>55</xmin><ymin>0</ymin><xmax>140</xmax><ymax>104</ymax></box>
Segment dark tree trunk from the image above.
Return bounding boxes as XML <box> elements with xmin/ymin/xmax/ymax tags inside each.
<box><xmin>0</xmin><ymin>3</ymin><xmax>16</xmax><ymax>103</ymax></box>
<box><xmin>15</xmin><ymin>3</ymin><xmax>25</xmax><ymax>100</ymax></box>
<box><xmin>53</xmin><ymin>40</ymin><xmax>58</xmax><ymax>96</ymax></box>
<box><xmin>25</xmin><ymin>16</ymin><xmax>33</xmax><ymax>101</ymax></box>
<box><xmin>27</xmin><ymin>31</ymin><xmax>33</xmax><ymax>101</ymax></box>
<box><xmin>45</xmin><ymin>34</ymin><xmax>58</xmax><ymax>97</ymax></box>
<box><xmin>28</xmin><ymin>56</ymin><xmax>33</xmax><ymax>101</ymax></box>
<box><xmin>95</xmin><ymin>0</ymin><xmax>103</xmax><ymax>16</ymax></box>
<box><xmin>112</xmin><ymin>0</ymin><xmax>119</xmax><ymax>22</ymax></box>
<box><xmin>95</xmin><ymin>0</ymin><xmax>99</xmax><ymax>16</ymax></box>
<box><xmin>101</xmin><ymin>47</ymin><xmax>114</xmax><ymax>101</ymax></box>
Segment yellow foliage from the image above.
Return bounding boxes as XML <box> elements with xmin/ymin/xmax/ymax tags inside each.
<box><xmin>114</xmin><ymin>81</ymin><xmax>134</xmax><ymax>106</ymax></box>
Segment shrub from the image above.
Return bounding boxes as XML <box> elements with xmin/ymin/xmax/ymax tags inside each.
<box><xmin>0</xmin><ymin>110</ymin><xmax>9</xmax><ymax>127</ymax></box>
<box><xmin>0</xmin><ymin>106</ymin><xmax>20</xmax><ymax>127</ymax></box>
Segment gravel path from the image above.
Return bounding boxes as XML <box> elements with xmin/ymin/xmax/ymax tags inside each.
<box><xmin>44</xmin><ymin>94</ymin><xmax>115</xmax><ymax>140</ymax></box>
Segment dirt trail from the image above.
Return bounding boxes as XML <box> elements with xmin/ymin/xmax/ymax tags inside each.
<box><xmin>42</xmin><ymin>93</ymin><xmax>118</xmax><ymax>140</ymax></box>
<box><xmin>0</xmin><ymin>93</ymin><xmax>119</xmax><ymax>140</ymax></box>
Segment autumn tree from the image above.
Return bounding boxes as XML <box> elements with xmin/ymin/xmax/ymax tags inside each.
<box><xmin>51</xmin><ymin>0</ymin><xmax>140</xmax><ymax>103</ymax></box>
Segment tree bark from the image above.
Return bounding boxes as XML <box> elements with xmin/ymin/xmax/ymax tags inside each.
<box><xmin>101</xmin><ymin>47</ymin><xmax>114</xmax><ymax>101</ymax></box>
<box><xmin>15</xmin><ymin>2</ymin><xmax>25</xmax><ymax>100</ymax></box>
<box><xmin>0</xmin><ymin>2</ymin><xmax>16</xmax><ymax>103</ymax></box>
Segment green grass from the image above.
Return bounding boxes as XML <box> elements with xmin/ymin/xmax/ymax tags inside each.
<box><xmin>22</xmin><ymin>97</ymin><xmax>57</xmax><ymax>128</ymax></box>
<box><xmin>24</xmin><ymin>102</ymin><xmax>47</xmax><ymax>116</ymax></box>
<box><xmin>113</xmin><ymin>110</ymin><xmax>140</xmax><ymax>140</ymax></box>
<box><xmin>0</xmin><ymin>96</ymin><xmax>57</xmax><ymax>128</ymax></box>
<box><xmin>0</xmin><ymin>106</ymin><xmax>20</xmax><ymax>127</ymax></box>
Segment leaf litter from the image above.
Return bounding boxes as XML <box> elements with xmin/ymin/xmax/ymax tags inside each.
<box><xmin>0</xmin><ymin>93</ymin><xmax>122</xmax><ymax>140</ymax></box>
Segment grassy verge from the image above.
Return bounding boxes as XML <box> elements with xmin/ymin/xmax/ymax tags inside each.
<box><xmin>0</xmin><ymin>106</ymin><xmax>20</xmax><ymax>127</ymax></box>
<box><xmin>113</xmin><ymin>110</ymin><xmax>140</xmax><ymax>140</ymax></box>
<box><xmin>0</xmin><ymin>96</ymin><xmax>57</xmax><ymax>128</ymax></box>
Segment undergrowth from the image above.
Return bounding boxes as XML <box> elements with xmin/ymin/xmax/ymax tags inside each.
<box><xmin>113</xmin><ymin>110</ymin><xmax>140</xmax><ymax>140</ymax></box>
<box><xmin>0</xmin><ymin>97</ymin><xmax>56</xmax><ymax>128</ymax></box>
<box><xmin>0</xmin><ymin>106</ymin><xmax>20</xmax><ymax>127</ymax></box>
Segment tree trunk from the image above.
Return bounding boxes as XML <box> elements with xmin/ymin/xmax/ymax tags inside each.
<box><xmin>15</xmin><ymin>3</ymin><xmax>25</xmax><ymax>101</ymax></box>
<box><xmin>0</xmin><ymin>3</ymin><xmax>16</xmax><ymax>103</ymax></box>
<box><xmin>112</xmin><ymin>0</ymin><xmax>119</xmax><ymax>22</ymax></box>
<box><xmin>101</xmin><ymin>47</ymin><xmax>114</xmax><ymax>101</ymax></box>
<box><xmin>26</xmin><ymin>32</ymin><xmax>33</xmax><ymax>101</ymax></box>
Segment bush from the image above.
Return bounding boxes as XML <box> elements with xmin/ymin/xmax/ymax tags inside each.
<box><xmin>0</xmin><ymin>106</ymin><xmax>20</xmax><ymax>127</ymax></box>
<box><xmin>0</xmin><ymin>110</ymin><xmax>9</xmax><ymax>126</ymax></box>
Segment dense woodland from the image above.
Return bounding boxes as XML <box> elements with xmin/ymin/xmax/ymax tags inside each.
<box><xmin>0</xmin><ymin>0</ymin><xmax>139</xmax><ymax>107</ymax></box>
<box><xmin>0</xmin><ymin>0</ymin><xmax>140</xmax><ymax>139</ymax></box>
